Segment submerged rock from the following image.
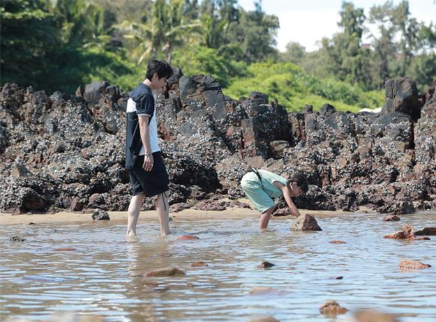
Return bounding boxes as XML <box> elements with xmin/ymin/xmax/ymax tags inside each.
<box><xmin>248</xmin><ymin>287</ymin><xmax>288</xmax><ymax>296</ymax></box>
<box><xmin>9</xmin><ymin>312</ymin><xmax>105</xmax><ymax>322</ymax></box>
<box><xmin>258</xmin><ymin>261</ymin><xmax>275</xmax><ymax>269</ymax></box>
<box><xmin>398</xmin><ymin>259</ymin><xmax>431</xmax><ymax>270</ymax></box>
<box><xmin>319</xmin><ymin>300</ymin><xmax>348</xmax><ymax>316</ymax></box>
<box><xmin>384</xmin><ymin>223</ymin><xmax>414</xmax><ymax>239</ymax></box>
<box><xmin>10</xmin><ymin>235</ymin><xmax>26</xmax><ymax>242</ymax></box>
<box><xmin>384</xmin><ymin>224</ymin><xmax>431</xmax><ymax>240</ymax></box>
<box><xmin>145</xmin><ymin>267</ymin><xmax>186</xmax><ymax>277</ymax></box>
<box><xmin>247</xmin><ymin>317</ymin><xmax>281</xmax><ymax>322</ymax></box>
<box><xmin>383</xmin><ymin>215</ymin><xmax>401</xmax><ymax>222</ymax></box>
<box><xmin>190</xmin><ymin>261</ymin><xmax>208</xmax><ymax>267</ymax></box>
<box><xmin>354</xmin><ymin>310</ymin><xmax>399</xmax><ymax>322</ymax></box>
<box><xmin>291</xmin><ymin>214</ymin><xmax>322</xmax><ymax>231</ymax></box>
<box><xmin>176</xmin><ymin>235</ymin><xmax>199</xmax><ymax>241</ymax></box>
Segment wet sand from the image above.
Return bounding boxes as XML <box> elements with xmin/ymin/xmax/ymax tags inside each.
<box><xmin>0</xmin><ymin>199</ymin><xmax>357</xmax><ymax>225</ymax></box>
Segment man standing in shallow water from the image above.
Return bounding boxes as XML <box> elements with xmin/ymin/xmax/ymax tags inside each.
<box><xmin>241</xmin><ymin>169</ymin><xmax>309</xmax><ymax>229</ymax></box>
<box><xmin>125</xmin><ymin>60</ymin><xmax>173</xmax><ymax>237</ymax></box>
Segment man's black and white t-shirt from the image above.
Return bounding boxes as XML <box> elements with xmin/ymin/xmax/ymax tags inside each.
<box><xmin>125</xmin><ymin>83</ymin><xmax>160</xmax><ymax>169</ymax></box>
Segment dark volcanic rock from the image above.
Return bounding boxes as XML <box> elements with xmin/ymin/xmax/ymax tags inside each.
<box><xmin>382</xmin><ymin>77</ymin><xmax>421</xmax><ymax>120</ymax></box>
<box><xmin>92</xmin><ymin>209</ymin><xmax>110</xmax><ymax>220</ymax></box>
<box><xmin>1</xmin><ymin>75</ymin><xmax>436</xmax><ymax>214</ymax></box>
<box><xmin>414</xmin><ymin>227</ymin><xmax>436</xmax><ymax>236</ymax></box>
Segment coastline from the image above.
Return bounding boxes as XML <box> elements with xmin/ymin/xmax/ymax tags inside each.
<box><xmin>0</xmin><ymin>200</ymin><xmax>361</xmax><ymax>225</ymax></box>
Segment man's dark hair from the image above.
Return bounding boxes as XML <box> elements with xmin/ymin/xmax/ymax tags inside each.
<box><xmin>146</xmin><ymin>60</ymin><xmax>173</xmax><ymax>81</ymax></box>
<box><xmin>289</xmin><ymin>173</ymin><xmax>309</xmax><ymax>193</ymax></box>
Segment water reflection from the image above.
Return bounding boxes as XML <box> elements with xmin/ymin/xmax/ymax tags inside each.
<box><xmin>0</xmin><ymin>212</ymin><xmax>435</xmax><ymax>321</ymax></box>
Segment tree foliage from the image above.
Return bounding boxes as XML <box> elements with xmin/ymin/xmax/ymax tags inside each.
<box><xmin>1</xmin><ymin>0</ymin><xmax>434</xmax><ymax>102</ymax></box>
<box><xmin>225</xmin><ymin>63</ymin><xmax>384</xmax><ymax>112</ymax></box>
<box><xmin>289</xmin><ymin>0</ymin><xmax>436</xmax><ymax>92</ymax></box>
<box><xmin>1</xmin><ymin>0</ymin><xmax>60</xmax><ymax>86</ymax></box>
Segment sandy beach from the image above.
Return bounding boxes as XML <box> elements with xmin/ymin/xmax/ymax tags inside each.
<box><xmin>0</xmin><ymin>200</ymin><xmax>357</xmax><ymax>226</ymax></box>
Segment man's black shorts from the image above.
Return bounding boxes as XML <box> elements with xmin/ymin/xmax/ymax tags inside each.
<box><xmin>129</xmin><ymin>152</ymin><xmax>169</xmax><ymax>197</ymax></box>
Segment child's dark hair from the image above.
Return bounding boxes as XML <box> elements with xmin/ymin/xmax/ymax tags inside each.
<box><xmin>146</xmin><ymin>60</ymin><xmax>173</xmax><ymax>81</ymax></box>
<box><xmin>289</xmin><ymin>173</ymin><xmax>309</xmax><ymax>193</ymax></box>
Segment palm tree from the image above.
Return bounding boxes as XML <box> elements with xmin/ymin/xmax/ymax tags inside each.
<box><xmin>116</xmin><ymin>0</ymin><xmax>202</xmax><ymax>65</ymax></box>
<box><xmin>54</xmin><ymin>0</ymin><xmax>108</xmax><ymax>47</ymax></box>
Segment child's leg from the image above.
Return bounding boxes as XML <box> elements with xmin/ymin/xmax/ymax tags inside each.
<box><xmin>156</xmin><ymin>191</ymin><xmax>170</xmax><ymax>236</ymax></box>
<box><xmin>127</xmin><ymin>194</ymin><xmax>145</xmax><ymax>236</ymax></box>
<box><xmin>241</xmin><ymin>174</ymin><xmax>275</xmax><ymax>229</ymax></box>
<box><xmin>259</xmin><ymin>206</ymin><xmax>275</xmax><ymax>229</ymax></box>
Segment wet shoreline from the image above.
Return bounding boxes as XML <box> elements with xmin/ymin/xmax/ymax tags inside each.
<box><xmin>0</xmin><ymin>200</ymin><xmax>363</xmax><ymax>226</ymax></box>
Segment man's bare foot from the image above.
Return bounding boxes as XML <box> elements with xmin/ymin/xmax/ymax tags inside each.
<box><xmin>126</xmin><ymin>230</ymin><xmax>137</xmax><ymax>237</ymax></box>
<box><xmin>160</xmin><ymin>231</ymin><xmax>171</xmax><ymax>237</ymax></box>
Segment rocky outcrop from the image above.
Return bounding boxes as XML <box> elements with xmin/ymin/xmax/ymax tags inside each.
<box><xmin>1</xmin><ymin>73</ymin><xmax>435</xmax><ymax>214</ymax></box>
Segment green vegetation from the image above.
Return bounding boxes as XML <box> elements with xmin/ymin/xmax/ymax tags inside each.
<box><xmin>1</xmin><ymin>0</ymin><xmax>435</xmax><ymax>112</ymax></box>
<box><xmin>225</xmin><ymin>63</ymin><xmax>384</xmax><ymax>112</ymax></box>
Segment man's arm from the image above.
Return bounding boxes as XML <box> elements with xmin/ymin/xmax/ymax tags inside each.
<box><xmin>138</xmin><ymin>115</ymin><xmax>154</xmax><ymax>171</ymax></box>
<box><xmin>279</xmin><ymin>183</ymin><xmax>302</xmax><ymax>217</ymax></box>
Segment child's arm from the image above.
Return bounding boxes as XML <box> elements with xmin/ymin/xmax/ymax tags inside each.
<box><xmin>280</xmin><ymin>184</ymin><xmax>302</xmax><ymax>217</ymax></box>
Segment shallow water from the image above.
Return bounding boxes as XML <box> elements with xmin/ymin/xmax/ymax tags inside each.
<box><xmin>1</xmin><ymin>211</ymin><xmax>435</xmax><ymax>322</ymax></box>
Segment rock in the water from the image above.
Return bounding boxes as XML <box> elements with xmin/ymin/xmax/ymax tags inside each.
<box><xmin>190</xmin><ymin>261</ymin><xmax>208</xmax><ymax>267</ymax></box>
<box><xmin>248</xmin><ymin>287</ymin><xmax>288</xmax><ymax>296</ymax></box>
<box><xmin>10</xmin><ymin>235</ymin><xmax>26</xmax><ymax>242</ymax></box>
<box><xmin>319</xmin><ymin>300</ymin><xmax>348</xmax><ymax>316</ymax></box>
<box><xmin>145</xmin><ymin>267</ymin><xmax>186</xmax><ymax>277</ymax></box>
<box><xmin>414</xmin><ymin>227</ymin><xmax>436</xmax><ymax>236</ymax></box>
<box><xmin>291</xmin><ymin>214</ymin><xmax>322</xmax><ymax>231</ymax></box>
<box><xmin>92</xmin><ymin>209</ymin><xmax>110</xmax><ymax>220</ymax></box>
<box><xmin>354</xmin><ymin>310</ymin><xmax>399</xmax><ymax>322</ymax></box>
<box><xmin>176</xmin><ymin>235</ymin><xmax>200</xmax><ymax>241</ymax></box>
<box><xmin>383</xmin><ymin>215</ymin><xmax>401</xmax><ymax>222</ymax></box>
<box><xmin>258</xmin><ymin>261</ymin><xmax>275</xmax><ymax>269</ymax></box>
<box><xmin>384</xmin><ymin>224</ymin><xmax>414</xmax><ymax>239</ymax></box>
<box><xmin>384</xmin><ymin>224</ymin><xmax>431</xmax><ymax>240</ymax></box>
<box><xmin>247</xmin><ymin>317</ymin><xmax>281</xmax><ymax>322</ymax></box>
<box><xmin>398</xmin><ymin>259</ymin><xmax>431</xmax><ymax>270</ymax></box>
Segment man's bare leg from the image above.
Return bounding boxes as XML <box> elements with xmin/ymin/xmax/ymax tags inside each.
<box><xmin>259</xmin><ymin>206</ymin><xmax>275</xmax><ymax>229</ymax></box>
<box><xmin>126</xmin><ymin>194</ymin><xmax>145</xmax><ymax>237</ymax></box>
<box><xmin>156</xmin><ymin>191</ymin><xmax>171</xmax><ymax>236</ymax></box>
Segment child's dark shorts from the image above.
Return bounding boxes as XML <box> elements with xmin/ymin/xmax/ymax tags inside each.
<box><xmin>129</xmin><ymin>152</ymin><xmax>169</xmax><ymax>197</ymax></box>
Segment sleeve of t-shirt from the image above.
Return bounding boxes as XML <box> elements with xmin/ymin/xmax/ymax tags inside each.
<box><xmin>136</xmin><ymin>93</ymin><xmax>154</xmax><ymax>117</ymax></box>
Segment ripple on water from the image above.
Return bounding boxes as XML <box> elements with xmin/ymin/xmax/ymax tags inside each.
<box><xmin>0</xmin><ymin>212</ymin><xmax>435</xmax><ymax>321</ymax></box>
